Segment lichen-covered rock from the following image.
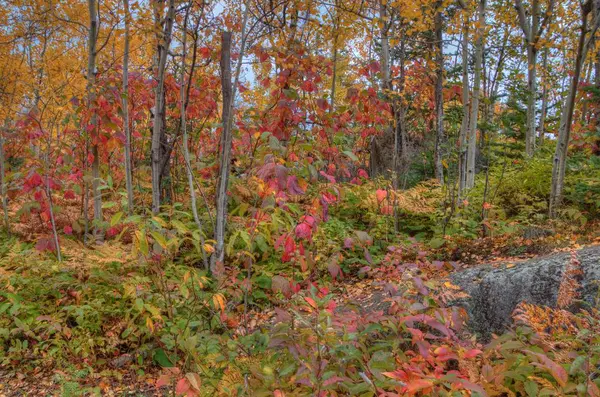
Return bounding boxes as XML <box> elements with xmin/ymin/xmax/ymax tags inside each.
<box><xmin>450</xmin><ymin>245</ymin><xmax>600</xmax><ymax>337</ymax></box>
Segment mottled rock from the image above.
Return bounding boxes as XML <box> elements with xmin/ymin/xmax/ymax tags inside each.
<box><xmin>450</xmin><ymin>245</ymin><xmax>600</xmax><ymax>337</ymax></box>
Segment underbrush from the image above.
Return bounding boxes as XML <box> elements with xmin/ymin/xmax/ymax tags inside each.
<box><xmin>1</xmin><ymin>153</ymin><xmax>600</xmax><ymax>395</ymax></box>
<box><xmin>2</xmin><ymin>232</ymin><xmax>600</xmax><ymax>396</ymax></box>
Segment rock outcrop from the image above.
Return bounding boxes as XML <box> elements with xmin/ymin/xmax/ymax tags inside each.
<box><xmin>450</xmin><ymin>245</ymin><xmax>600</xmax><ymax>337</ymax></box>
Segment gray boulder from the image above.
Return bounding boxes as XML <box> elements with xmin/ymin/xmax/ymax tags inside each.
<box><xmin>450</xmin><ymin>245</ymin><xmax>600</xmax><ymax>337</ymax></box>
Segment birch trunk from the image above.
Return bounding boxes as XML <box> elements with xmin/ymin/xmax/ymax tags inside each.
<box><xmin>213</xmin><ymin>31</ymin><xmax>233</xmax><ymax>270</ymax></box>
<box><xmin>434</xmin><ymin>4</ymin><xmax>445</xmax><ymax>185</ymax></box>
<box><xmin>212</xmin><ymin>4</ymin><xmax>250</xmax><ymax>271</ymax></box>
<box><xmin>525</xmin><ymin>42</ymin><xmax>537</xmax><ymax>155</ymax></box>
<box><xmin>0</xmin><ymin>123</ymin><xmax>8</xmax><ymax>231</ymax></box>
<box><xmin>515</xmin><ymin>0</ymin><xmax>556</xmax><ymax>155</ymax></box>
<box><xmin>539</xmin><ymin>48</ymin><xmax>548</xmax><ymax>146</ymax></box>
<box><xmin>87</xmin><ymin>0</ymin><xmax>103</xmax><ymax>235</ymax></box>
<box><xmin>180</xmin><ymin>4</ymin><xmax>209</xmax><ymax>270</ymax></box>
<box><xmin>458</xmin><ymin>17</ymin><xmax>469</xmax><ymax>197</ymax></box>
<box><xmin>151</xmin><ymin>0</ymin><xmax>175</xmax><ymax>214</ymax></box>
<box><xmin>466</xmin><ymin>0</ymin><xmax>486</xmax><ymax>189</ymax></box>
<box><xmin>123</xmin><ymin>0</ymin><xmax>134</xmax><ymax>214</ymax></box>
<box><xmin>549</xmin><ymin>0</ymin><xmax>599</xmax><ymax>217</ymax></box>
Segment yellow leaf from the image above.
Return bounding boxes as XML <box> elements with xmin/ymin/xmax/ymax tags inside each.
<box><xmin>212</xmin><ymin>293</ymin><xmax>226</xmax><ymax>312</ymax></box>
<box><xmin>444</xmin><ymin>281</ymin><xmax>461</xmax><ymax>290</ymax></box>
<box><xmin>135</xmin><ymin>230</ymin><xmax>149</xmax><ymax>256</ymax></box>
<box><xmin>146</xmin><ymin>317</ymin><xmax>154</xmax><ymax>333</ymax></box>
<box><xmin>506</xmin><ymin>263</ymin><xmax>515</xmax><ymax>268</ymax></box>
<box><xmin>203</xmin><ymin>244</ymin><xmax>215</xmax><ymax>253</ymax></box>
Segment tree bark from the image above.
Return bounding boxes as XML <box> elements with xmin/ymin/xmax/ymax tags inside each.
<box><xmin>539</xmin><ymin>47</ymin><xmax>548</xmax><ymax>146</ymax></box>
<box><xmin>213</xmin><ymin>31</ymin><xmax>233</xmax><ymax>270</ymax></box>
<box><xmin>434</xmin><ymin>3</ymin><xmax>445</xmax><ymax>185</ymax></box>
<box><xmin>370</xmin><ymin>0</ymin><xmax>394</xmax><ymax>178</ymax></box>
<box><xmin>122</xmin><ymin>0</ymin><xmax>134</xmax><ymax>215</ymax></box>
<box><xmin>87</xmin><ymin>0</ymin><xmax>103</xmax><ymax>235</ymax></box>
<box><xmin>458</xmin><ymin>16</ymin><xmax>469</xmax><ymax>197</ymax></box>
<box><xmin>525</xmin><ymin>42</ymin><xmax>538</xmax><ymax>155</ymax></box>
<box><xmin>212</xmin><ymin>3</ymin><xmax>249</xmax><ymax>271</ymax></box>
<box><xmin>466</xmin><ymin>0</ymin><xmax>486</xmax><ymax>189</ymax></box>
<box><xmin>151</xmin><ymin>0</ymin><xmax>175</xmax><ymax>214</ymax></box>
<box><xmin>0</xmin><ymin>122</ymin><xmax>8</xmax><ymax>231</ymax></box>
<box><xmin>180</xmin><ymin>3</ymin><xmax>209</xmax><ymax>270</ymax></box>
<box><xmin>549</xmin><ymin>0</ymin><xmax>599</xmax><ymax>217</ymax></box>
<box><xmin>515</xmin><ymin>0</ymin><xmax>555</xmax><ymax>156</ymax></box>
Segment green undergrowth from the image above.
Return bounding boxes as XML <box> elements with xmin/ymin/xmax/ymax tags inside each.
<box><xmin>1</xmin><ymin>151</ymin><xmax>600</xmax><ymax>395</ymax></box>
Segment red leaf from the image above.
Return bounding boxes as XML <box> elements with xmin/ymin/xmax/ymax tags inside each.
<box><xmin>155</xmin><ymin>374</ymin><xmax>171</xmax><ymax>388</ymax></box>
<box><xmin>286</xmin><ymin>175</ymin><xmax>304</xmax><ymax>195</ymax></box>
<box><xmin>376</xmin><ymin>189</ymin><xmax>387</xmax><ymax>203</ymax></box>
<box><xmin>175</xmin><ymin>378</ymin><xmax>190</xmax><ymax>396</ymax></box>
<box><xmin>319</xmin><ymin>170</ymin><xmax>336</xmax><ymax>183</ymax></box>
<box><xmin>199</xmin><ymin>47</ymin><xmax>210</xmax><ymax>59</ymax></box>
<box><xmin>327</xmin><ymin>262</ymin><xmax>342</xmax><ymax>280</ymax></box>
<box><xmin>295</xmin><ymin>223</ymin><xmax>312</xmax><ymax>239</ymax></box>
<box><xmin>457</xmin><ymin>379</ymin><xmax>487</xmax><ymax>396</ymax></box>
<box><xmin>526</xmin><ymin>351</ymin><xmax>568</xmax><ymax>387</ymax></box>
<box><xmin>464</xmin><ymin>349</ymin><xmax>483</xmax><ymax>359</ymax></box>
<box><xmin>64</xmin><ymin>190</ymin><xmax>76</xmax><ymax>200</ymax></box>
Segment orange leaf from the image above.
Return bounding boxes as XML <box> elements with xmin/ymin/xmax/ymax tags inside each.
<box><xmin>406</xmin><ymin>379</ymin><xmax>434</xmax><ymax>394</ymax></box>
<box><xmin>304</xmin><ymin>296</ymin><xmax>318</xmax><ymax>309</ymax></box>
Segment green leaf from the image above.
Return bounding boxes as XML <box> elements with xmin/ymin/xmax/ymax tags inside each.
<box><xmin>255</xmin><ymin>274</ymin><xmax>272</xmax><ymax>289</ymax></box>
<box><xmin>150</xmin><ymin>231</ymin><xmax>168</xmax><ymax>250</ymax></box>
<box><xmin>524</xmin><ymin>381</ymin><xmax>538</xmax><ymax>397</ymax></box>
<box><xmin>429</xmin><ymin>237</ymin><xmax>445</xmax><ymax>249</ymax></box>
<box><xmin>152</xmin><ymin>348</ymin><xmax>174</xmax><ymax>368</ymax></box>
<box><xmin>135</xmin><ymin>229</ymin><xmax>149</xmax><ymax>256</ymax></box>
<box><xmin>569</xmin><ymin>355</ymin><xmax>586</xmax><ymax>375</ymax></box>
<box><xmin>110</xmin><ymin>212</ymin><xmax>124</xmax><ymax>227</ymax></box>
<box><xmin>101</xmin><ymin>201</ymin><xmax>117</xmax><ymax>209</ymax></box>
<box><xmin>343</xmin><ymin>150</ymin><xmax>358</xmax><ymax>161</ymax></box>
<box><xmin>171</xmin><ymin>220</ymin><xmax>189</xmax><ymax>234</ymax></box>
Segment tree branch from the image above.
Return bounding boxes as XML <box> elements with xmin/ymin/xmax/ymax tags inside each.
<box><xmin>515</xmin><ymin>0</ymin><xmax>532</xmax><ymax>40</ymax></box>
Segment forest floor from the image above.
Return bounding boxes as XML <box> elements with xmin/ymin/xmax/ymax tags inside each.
<box><xmin>0</xmin><ymin>235</ymin><xmax>597</xmax><ymax>396</ymax></box>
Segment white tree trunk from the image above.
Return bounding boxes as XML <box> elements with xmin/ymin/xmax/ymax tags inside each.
<box><xmin>151</xmin><ymin>0</ymin><xmax>175</xmax><ymax>214</ymax></box>
<box><xmin>0</xmin><ymin>122</ymin><xmax>8</xmax><ymax>231</ymax></box>
<box><xmin>466</xmin><ymin>0</ymin><xmax>486</xmax><ymax>189</ymax></box>
<box><xmin>458</xmin><ymin>17</ymin><xmax>470</xmax><ymax>197</ymax></box>
<box><xmin>87</xmin><ymin>0</ymin><xmax>103</xmax><ymax>235</ymax></box>
<box><xmin>122</xmin><ymin>0</ymin><xmax>134</xmax><ymax>214</ymax></box>
<box><xmin>180</xmin><ymin>3</ymin><xmax>209</xmax><ymax>270</ymax></box>
<box><xmin>212</xmin><ymin>4</ymin><xmax>250</xmax><ymax>271</ymax></box>
<box><xmin>549</xmin><ymin>0</ymin><xmax>599</xmax><ymax>217</ymax></box>
<box><xmin>525</xmin><ymin>44</ymin><xmax>538</xmax><ymax>155</ymax></box>
<box><xmin>434</xmin><ymin>3</ymin><xmax>445</xmax><ymax>185</ymax></box>
<box><xmin>539</xmin><ymin>48</ymin><xmax>548</xmax><ymax>146</ymax></box>
<box><xmin>213</xmin><ymin>31</ymin><xmax>233</xmax><ymax>271</ymax></box>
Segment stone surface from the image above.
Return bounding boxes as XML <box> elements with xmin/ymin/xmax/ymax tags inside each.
<box><xmin>450</xmin><ymin>245</ymin><xmax>600</xmax><ymax>337</ymax></box>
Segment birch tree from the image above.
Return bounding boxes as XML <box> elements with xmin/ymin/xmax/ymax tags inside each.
<box><xmin>514</xmin><ymin>0</ymin><xmax>555</xmax><ymax>156</ymax></box>
<box><xmin>122</xmin><ymin>0</ymin><xmax>134</xmax><ymax>214</ymax></box>
<box><xmin>549</xmin><ymin>0</ymin><xmax>600</xmax><ymax>217</ymax></box>
<box><xmin>466</xmin><ymin>0</ymin><xmax>486</xmax><ymax>189</ymax></box>
<box><xmin>87</xmin><ymin>0</ymin><xmax>103</xmax><ymax>236</ymax></box>
<box><xmin>151</xmin><ymin>0</ymin><xmax>175</xmax><ymax>214</ymax></box>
